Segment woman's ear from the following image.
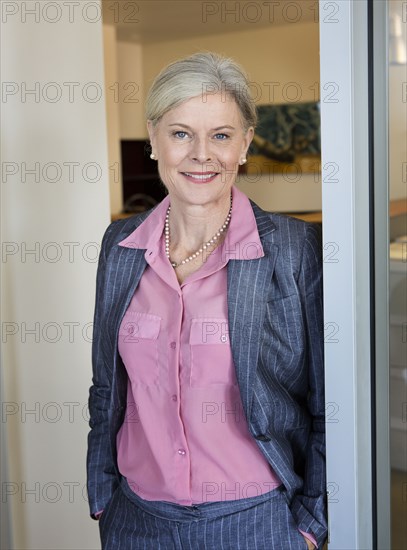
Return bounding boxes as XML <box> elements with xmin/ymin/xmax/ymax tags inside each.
<box><xmin>242</xmin><ymin>126</ymin><xmax>254</xmax><ymax>157</ymax></box>
<box><xmin>147</xmin><ymin>120</ymin><xmax>156</xmax><ymax>153</ymax></box>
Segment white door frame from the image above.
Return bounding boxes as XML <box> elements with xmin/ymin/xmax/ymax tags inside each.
<box><xmin>320</xmin><ymin>0</ymin><xmax>390</xmax><ymax>547</ymax></box>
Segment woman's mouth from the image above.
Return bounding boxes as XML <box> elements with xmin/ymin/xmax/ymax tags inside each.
<box><xmin>181</xmin><ymin>172</ymin><xmax>219</xmax><ymax>184</ymax></box>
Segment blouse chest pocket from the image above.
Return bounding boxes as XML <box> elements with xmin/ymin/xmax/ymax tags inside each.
<box><xmin>189</xmin><ymin>318</ymin><xmax>236</xmax><ymax>387</ymax></box>
<box><xmin>118</xmin><ymin>311</ymin><xmax>161</xmax><ymax>387</ymax></box>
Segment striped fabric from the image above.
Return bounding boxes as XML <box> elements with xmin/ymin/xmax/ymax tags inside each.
<box><xmin>98</xmin><ymin>477</ymin><xmax>309</xmax><ymax>549</ymax></box>
<box><xmin>87</xmin><ymin>190</ymin><xmax>327</xmax><ymax>548</ymax></box>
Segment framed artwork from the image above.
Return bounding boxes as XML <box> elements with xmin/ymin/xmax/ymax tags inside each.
<box><xmin>245</xmin><ymin>101</ymin><xmax>321</xmax><ymax>177</ymax></box>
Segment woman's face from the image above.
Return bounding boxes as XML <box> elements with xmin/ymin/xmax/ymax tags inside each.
<box><xmin>147</xmin><ymin>93</ymin><xmax>253</xmax><ymax>207</ymax></box>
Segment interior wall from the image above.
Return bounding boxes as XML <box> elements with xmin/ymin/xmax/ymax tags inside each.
<box><xmin>117</xmin><ymin>40</ymin><xmax>145</xmax><ymax>139</ymax></box>
<box><xmin>103</xmin><ymin>24</ymin><xmax>123</xmax><ymax>216</ymax></box>
<box><xmin>1</xmin><ymin>2</ymin><xmax>110</xmax><ymax>548</ymax></box>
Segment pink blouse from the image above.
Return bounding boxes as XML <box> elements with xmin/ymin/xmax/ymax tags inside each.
<box><xmin>116</xmin><ymin>185</ymin><xmax>281</xmax><ymax>505</ymax></box>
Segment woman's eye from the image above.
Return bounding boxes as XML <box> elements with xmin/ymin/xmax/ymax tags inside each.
<box><xmin>173</xmin><ymin>131</ymin><xmax>188</xmax><ymax>139</ymax></box>
<box><xmin>214</xmin><ymin>133</ymin><xmax>229</xmax><ymax>140</ymax></box>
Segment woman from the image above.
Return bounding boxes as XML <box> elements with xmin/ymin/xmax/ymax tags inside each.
<box><xmin>87</xmin><ymin>52</ymin><xmax>326</xmax><ymax>550</ymax></box>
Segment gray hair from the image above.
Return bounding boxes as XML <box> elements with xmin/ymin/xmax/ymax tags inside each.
<box><xmin>145</xmin><ymin>51</ymin><xmax>257</xmax><ymax>131</ymax></box>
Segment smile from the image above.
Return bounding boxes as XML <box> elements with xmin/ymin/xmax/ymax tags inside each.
<box><xmin>182</xmin><ymin>172</ymin><xmax>219</xmax><ymax>183</ymax></box>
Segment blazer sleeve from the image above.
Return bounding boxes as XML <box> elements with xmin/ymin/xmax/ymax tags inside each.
<box><xmin>86</xmin><ymin>222</ymin><xmax>119</xmax><ymax>519</ymax></box>
<box><xmin>290</xmin><ymin>223</ymin><xmax>327</xmax><ymax>548</ymax></box>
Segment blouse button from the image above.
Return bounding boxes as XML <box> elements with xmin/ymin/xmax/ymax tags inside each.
<box><xmin>220</xmin><ymin>334</ymin><xmax>227</xmax><ymax>343</ymax></box>
<box><xmin>178</xmin><ymin>449</ymin><xmax>186</xmax><ymax>456</ymax></box>
<box><xmin>171</xmin><ymin>395</ymin><xmax>177</xmax><ymax>402</ymax></box>
<box><xmin>170</xmin><ymin>341</ymin><xmax>176</xmax><ymax>349</ymax></box>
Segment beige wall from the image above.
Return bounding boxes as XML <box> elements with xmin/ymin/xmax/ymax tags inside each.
<box><xmin>117</xmin><ymin>40</ymin><xmax>145</xmax><ymax>139</ymax></box>
<box><xmin>103</xmin><ymin>24</ymin><xmax>123</xmax><ymax>215</ymax></box>
<box><xmin>2</xmin><ymin>3</ymin><xmax>110</xmax><ymax>549</ymax></box>
<box><xmin>104</xmin><ymin>38</ymin><xmax>145</xmax><ymax>214</ymax></box>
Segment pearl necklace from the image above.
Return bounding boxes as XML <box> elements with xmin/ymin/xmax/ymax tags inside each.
<box><xmin>165</xmin><ymin>196</ymin><xmax>232</xmax><ymax>268</ymax></box>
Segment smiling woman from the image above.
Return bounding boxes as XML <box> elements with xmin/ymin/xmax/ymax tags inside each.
<box><xmin>144</xmin><ymin>53</ymin><xmax>256</xmax><ymax>284</ymax></box>
<box><xmin>147</xmin><ymin>93</ymin><xmax>251</xmax><ymax>199</ymax></box>
<box><xmin>147</xmin><ymin>92</ymin><xmax>253</xmax><ymax>282</ymax></box>
<box><xmin>87</xmin><ymin>52</ymin><xmax>326</xmax><ymax>550</ymax></box>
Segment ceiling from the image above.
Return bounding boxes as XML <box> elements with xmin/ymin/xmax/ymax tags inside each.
<box><xmin>102</xmin><ymin>0</ymin><xmax>318</xmax><ymax>43</ymax></box>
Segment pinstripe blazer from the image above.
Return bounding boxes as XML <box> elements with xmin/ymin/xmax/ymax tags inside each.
<box><xmin>87</xmin><ymin>198</ymin><xmax>327</xmax><ymax>547</ymax></box>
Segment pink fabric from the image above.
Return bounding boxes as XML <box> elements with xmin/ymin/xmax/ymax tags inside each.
<box><xmin>115</xmin><ymin>185</ymin><xmax>317</xmax><ymax>547</ymax></box>
<box><xmin>300</xmin><ymin>530</ymin><xmax>317</xmax><ymax>548</ymax></box>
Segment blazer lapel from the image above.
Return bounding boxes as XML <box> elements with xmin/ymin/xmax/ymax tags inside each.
<box><xmin>227</xmin><ymin>202</ymin><xmax>277</xmax><ymax>421</ymax></box>
<box><xmin>107</xmin><ymin>245</ymin><xmax>148</xmax><ymax>407</ymax></box>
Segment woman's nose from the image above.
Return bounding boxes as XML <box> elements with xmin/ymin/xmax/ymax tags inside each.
<box><xmin>191</xmin><ymin>137</ymin><xmax>212</xmax><ymax>163</ymax></box>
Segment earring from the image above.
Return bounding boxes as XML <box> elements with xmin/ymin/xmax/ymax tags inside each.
<box><xmin>240</xmin><ymin>157</ymin><xmax>247</xmax><ymax>165</ymax></box>
<box><xmin>150</xmin><ymin>153</ymin><xmax>157</xmax><ymax>160</ymax></box>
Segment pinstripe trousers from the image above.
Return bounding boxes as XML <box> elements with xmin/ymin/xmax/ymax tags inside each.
<box><xmin>98</xmin><ymin>477</ymin><xmax>309</xmax><ymax>550</ymax></box>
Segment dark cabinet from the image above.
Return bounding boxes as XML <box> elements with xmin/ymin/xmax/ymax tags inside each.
<box><xmin>121</xmin><ymin>140</ymin><xmax>167</xmax><ymax>212</ymax></box>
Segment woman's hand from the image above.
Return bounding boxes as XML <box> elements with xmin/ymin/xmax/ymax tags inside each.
<box><xmin>302</xmin><ymin>535</ymin><xmax>316</xmax><ymax>550</ymax></box>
